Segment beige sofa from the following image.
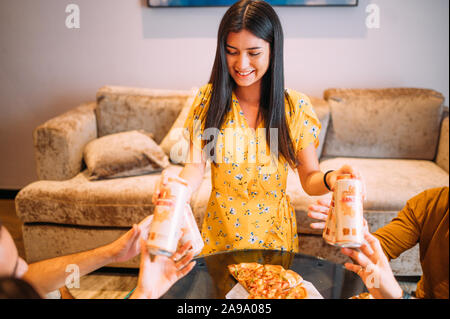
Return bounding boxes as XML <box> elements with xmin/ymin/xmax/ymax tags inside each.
<box><xmin>15</xmin><ymin>86</ymin><xmax>449</xmax><ymax>275</ymax></box>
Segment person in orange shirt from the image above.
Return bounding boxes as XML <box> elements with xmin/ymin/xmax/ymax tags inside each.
<box><xmin>308</xmin><ymin>187</ymin><xmax>449</xmax><ymax>299</ymax></box>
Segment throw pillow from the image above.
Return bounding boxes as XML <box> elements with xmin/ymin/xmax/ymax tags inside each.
<box><xmin>159</xmin><ymin>88</ymin><xmax>198</xmax><ymax>164</ymax></box>
<box><xmin>84</xmin><ymin>130</ymin><xmax>170</xmax><ymax>180</ymax></box>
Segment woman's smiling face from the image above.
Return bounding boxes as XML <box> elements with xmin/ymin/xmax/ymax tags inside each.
<box><xmin>225</xmin><ymin>29</ymin><xmax>271</xmax><ymax>89</ymax></box>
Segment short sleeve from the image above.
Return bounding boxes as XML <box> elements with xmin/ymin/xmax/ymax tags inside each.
<box><xmin>285</xmin><ymin>89</ymin><xmax>321</xmax><ymax>155</ymax></box>
<box><xmin>183</xmin><ymin>84</ymin><xmax>212</xmax><ymax>151</ymax></box>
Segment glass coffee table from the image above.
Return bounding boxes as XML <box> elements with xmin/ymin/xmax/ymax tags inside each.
<box><xmin>160</xmin><ymin>249</ymin><xmax>366</xmax><ymax>299</ymax></box>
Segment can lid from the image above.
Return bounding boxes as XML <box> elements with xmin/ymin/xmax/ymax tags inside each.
<box><xmin>336</xmin><ymin>174</ymin><xmax>353</xmax><ymax>180</ymax></box>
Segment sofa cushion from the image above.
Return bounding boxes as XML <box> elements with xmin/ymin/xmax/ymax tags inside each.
<box><xmin>309</xmin><ymin>97</ymin><xmax>330</xmax><ymax>159</ymax></box>
<box><xmin>287</xmin><ymin>157</ymin><xmax>449</xmax><ymax>234</ymax></box>
<box><xmin>95</xmin><ymin>86</ymin><xmax>192</xmax><ymax>143</ymax></box>
<box><xmin>322</xmin><ymin>88</ymin><xmax>445</xmax><ymax>160</ymax></box>
<box><xmin>15</xmin><ymin>165</ymin><xmax>189</xmax><ymax>228</ymax></box>
<box><xmin>159</xmin><ymin>88</ymin><xmax>198</xmax><ymax>164</ymax></box>
<box><xmin>84</xmin><ymin>130</ymin><xmax>169</xmax><ymax>180</ymax></box>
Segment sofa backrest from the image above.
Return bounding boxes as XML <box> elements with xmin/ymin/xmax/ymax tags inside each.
<box><xmin>322</xmin><ymin>88</ymin><xmax>445</xmax><ymax>160</ymax></box>
<box><xmin>95</xmin><ymin>86</ymin><xmax>193</xmax><ymax>144</ymax></box>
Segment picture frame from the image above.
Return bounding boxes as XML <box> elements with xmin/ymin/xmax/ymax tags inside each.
<box><xmin>147</xmin><ymin>0</ymin><xmax>358</xmax><ymax>7</ymax></box>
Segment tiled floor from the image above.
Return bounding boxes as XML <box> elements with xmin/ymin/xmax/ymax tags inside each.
<box><xmin>67</xmin><ymin>270</ymin><xmax>138</xmax><ymax>299</ymax></box>
<box><xmin>1</xmin><ymin>198</ymin><xmax>419</xmax><ymax>299</ymax></box>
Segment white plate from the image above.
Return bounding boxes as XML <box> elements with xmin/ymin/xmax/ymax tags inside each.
<box><xmin>225</xmin><ymin>280</ymin><xmax>323</xmax><ymax>299</ymax></box>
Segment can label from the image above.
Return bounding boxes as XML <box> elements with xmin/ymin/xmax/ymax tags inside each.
<box><xmin>322</xmin><ymin>175</ymin><xmax>364</xmax><ymax>248</ymax></box>
<box><xmin>322</xmin><ymin>193</ymin><xmax>337</xmax><ymax>245</ymax></box>
<box><xmin>147</xmin><ymin>176</ymin><xmax>190</xmax><ymax>256</ymax></box>
<box><xmin>161</xmin><ymin>176</ymin><xmax>189</xmax><ymax>201</ymax></box>
<box><xmin>334</xmin><ymin>178</ymin><xmax>364</xmax><ymax>247</ymax></box>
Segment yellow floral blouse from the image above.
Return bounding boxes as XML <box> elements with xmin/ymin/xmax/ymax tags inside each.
<box><xmin>184</xmin><ymin>84</ymin><xmax>321</xmax><ymax>255</ymax></box>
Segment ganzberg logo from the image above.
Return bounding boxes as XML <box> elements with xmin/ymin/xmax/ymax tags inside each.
<box><xmin>65</xmin><ymin>4</ymin><xmax>80</xmax><ymax>29</ymax></box>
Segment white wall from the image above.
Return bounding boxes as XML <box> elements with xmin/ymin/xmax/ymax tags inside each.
<box><xmin>0</xmin><ymin>0</ymin><xmax>448</xmax><ymax>189</ymax></box>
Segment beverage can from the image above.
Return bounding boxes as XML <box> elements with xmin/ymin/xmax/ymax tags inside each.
<box><xmin>322</xmin><ymin>192</ymin><xmax>337</xmax><ymax>246</ymax></box>
<box><xmin>334</xmin><ymin>175</ymin><xmax>364</xmax><ymax>248</ymax></box>
<box><xmin>147</xmin><ymin>176</ymin><xmax>190</xmax><ymax>256</ymax></box>
<box><xmin>179</xmin><ymin>204</ymin><xmax>204</xmax><ymax>256</ymax></box>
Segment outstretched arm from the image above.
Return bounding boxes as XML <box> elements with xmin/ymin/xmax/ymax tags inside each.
<box><xmin>296</xmin><ymin>144</ymin><xmax>364</xmax><ymax>196</ymax></box>
<box><xmin>23</xmin><ymin>215</ymin><xmax>153</xmax><ymax>295</ymax></box>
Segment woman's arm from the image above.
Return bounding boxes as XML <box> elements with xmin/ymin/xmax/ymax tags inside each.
<box><xmin>154</xmin><ymin>142</ymin><xmax>207</xmax><ymax>204</ymax></box>
<box><xmin>296</xmin><ymin>144</ymin><xmax>364</xmax><ymax>196</ymax></box>
<box><xmin>179</xmin><ymin>141</ymin><xmax>207</xmax><ymax>200</ymax></box>
<box><xmin>23</xmin><ymin>215</ymin><xmax>154</xmax><ymax>295</ymax></box>
<box><xmin>296</xmin><ymin>144</ymin><xmax>329</xmax><ymax>196</ymax></box>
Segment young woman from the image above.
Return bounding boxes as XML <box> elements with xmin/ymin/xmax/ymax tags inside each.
<box><xmin>156</xmin><ymin>0</ymin><xmax>361</xmax><ymax>255</ymax></box>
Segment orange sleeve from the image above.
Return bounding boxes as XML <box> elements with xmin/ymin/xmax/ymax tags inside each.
<box><xmin>372</xmin><ymin>188</ymin><xmax>446</xmax><ymax>260</ymax></box>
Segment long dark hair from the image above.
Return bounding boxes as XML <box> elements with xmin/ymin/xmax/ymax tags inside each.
<box><xmin>205</xmin><ymin>0</ymin><xmax>297</xmax><ymax>167</ymax></box>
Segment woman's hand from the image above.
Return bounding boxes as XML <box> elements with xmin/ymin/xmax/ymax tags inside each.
<box><xmin>109</xmin><ymin>215</ymin><xmax>154</xmax><ymax>264</ymax></box>
<box><xmin>307</xmin><ymin>198</ymin><xmax>331</xmax><ymax>230</ymax></box>
<box><xmin>152</xmin><ymin>168</ymin><xmax>193</xmax><ymax>204</ymax></box>
<box><xmin>325</xmin><ymin>165</ymin><xmax>367</xmax><ymax>207</ymax></box>
<box><xmin>130</xmin><ymin>239</ymin><xmax>196</xmax><ymax>299</ymax></box>
<box><xmin>341</xmin><ymin>231</ymin><xmax>403</xmax><ymax>299</ymax></box>
<box><xmin>327</xmin><ymin>165</ymin><xmax>366</xmax><ymax>197</ymax></box>
<box><xmin>308</xmin><ymin>199</ymin><xmax>370</xmax><ymax>232</ymax></box>
<box><xmin>152</xmin><ymin>169</ymin><xmax>176</xmax><ymax>204</ymax></box>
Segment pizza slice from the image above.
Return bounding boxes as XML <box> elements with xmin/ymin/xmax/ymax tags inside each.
<box><xmin>228</xmin><ymin>263</ymin><xmax>264</xmax><ymax>292</ymax></box>
<box><xmin>228</xmin><ymin>263</ymin><xmax>306</xmax><ymax>299</ymax></box>
<box><xmin>263</xmin><ymin>265</ymin><xmax>303</xmax><ymax>288</ymax></box>
<box><xmin>282</xmin><ymin>284</ymin><xmax>308</xmax><ymax>299</ymax></box>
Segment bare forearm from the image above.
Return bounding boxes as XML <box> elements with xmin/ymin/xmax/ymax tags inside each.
<box><xmin>179</xmin><ymin>163</ymin><xmax>206</xmax><ymax>200</ymax></box>
<box><xmin>23</xmin><ymin>244</ymin><xmax>114</xmax><ymax>295</ymax></box>
<box><xmin>296</xmin><ymin>144</ymin><xmax>329</xmax><ymax>196</ymax></box>
<box><xmin>301</xmin><ymin>170</ymin><xmax>330</xmax><ymax>196</ymax></box>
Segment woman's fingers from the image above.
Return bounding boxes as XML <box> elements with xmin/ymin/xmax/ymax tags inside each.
<box><xmin>308</xmin><ymin>200</ymin><xmax>331</xmax><ymax>229</ymax></box>
<box><xmin>309</xmin><ymin>222</ymin><xmax>326</xmax><ymax>230</ymax></box>
<box><xmin>344</xmin><ymin>262</ymin><xmax>363</xmax><ymax>276</ymax></box>
<box><xmin>308</xmin><ymin>210</ymin><xmax>328</xmax><ymax>221</ymax></box>
<box><xmin>309</xmin><ymin>204</ymin><xmax>330</xmax><ymax>214</ymax></box>
<box><xmin>175</xmin><ymin>250</ymin><xmax>194</xmax><ymax>268</ymax></box>
<box><xmin>341</xmin><ymin>247</ymin><xmax>371</xmax><ymax>269</ymax></box>
<box><xmin>359</xmin><ymin>242</ymin><xmax>377</xmax><ymax>265</ymax></box>
<box><xmin>317</xmin><ymin>198</ymin><xmax>331</xmax><ymax>207</ymax></box>
<box><xmin>171</xmin><ymin>241</ymin><xmax>192</xmax><ymax>262</ymax></box>
<box><xmin>363</xmin><ymin>232</ymin><xmax>384</xmax><ymax>263</ymax></box>
<box><xmin>152</xmin><ymin>170</ymin><xmax>172</xmax><ymax>204</ymax></box>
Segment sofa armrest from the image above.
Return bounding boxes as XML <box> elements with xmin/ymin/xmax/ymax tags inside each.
<box><xmin>34</xmin><ymin>102</ymin><xmax>97</xmax><ymax>181</ymax></box>
<box><xmin>435</xmin><ymin>110</ymin><xmax>449</xmax><ymax>173</ymax></box>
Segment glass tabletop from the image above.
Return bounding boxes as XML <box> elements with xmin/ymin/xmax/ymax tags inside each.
<box><xmin>160</xmin><ymin>249</ymin><xmax>366</xmax><ymax>299</ymax></box>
